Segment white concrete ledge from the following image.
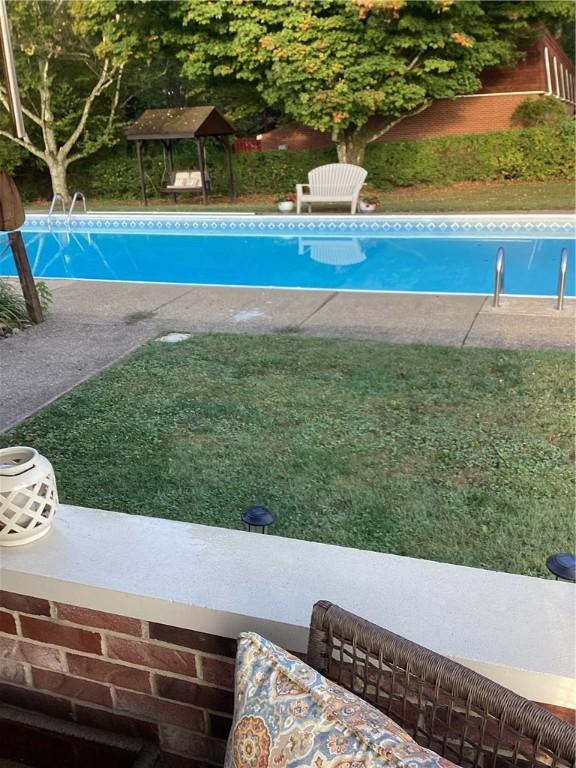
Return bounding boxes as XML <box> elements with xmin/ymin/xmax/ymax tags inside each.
<box><xmin>1</xmin><ymin>505</ymin><xmax>574</xmax><ymax>707</ymax></box>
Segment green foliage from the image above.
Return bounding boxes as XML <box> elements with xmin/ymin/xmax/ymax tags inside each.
<box><xmin>511</xmin><ymin>95</ymin><xmax>571</xmax><ymax>128</ymax></box>
<box><xmin>365</xmin><ymin>124</ymin><xmax>575</xmax><ymax>186</ymax></box>
<box><xmin>0</xmin><ymin>137</ymin><xmax>25</xmax><ymax>174</ymax></box>
<box><xmin>0</xmin><ymin>278</ymin><xmax>28</xmax><ymax>328</ymax></box>
<box><xmin>210</xmin><ymin>147</ymin><xmax>338</xmax><ymax>196</ymax></box>
<box><xmin>2</xmin><ymin>334</ymin><xmax>573</xmax><ymax>577</ymax></box>
<box><xmin>216</xmin><ymin>125</ymin><xmax>574</xmax><ymax>193</ymax></box>
<box><xmin>35</xmin><ymin>281</ymin><xmax>53</xmax><ymax>312</ymax></box>
<box><xmin>174</xmin><ymin>0</ymin><xmax>575</xmax><ymax>159</ymax></box>
<box><xmin>0</xmin><ymin>277</ymin><xmax>51</xmax><ymax>329</ymax></box>
<box><xmin>56</xmin><ymin>125</ymin><xmax>573</xmax><ymax>199</ymax></box>
<box><xmin>0</xmin><ymin>111</ymin><xmax>26</xmax><ymax>172</ymax></box>
<box><xmin>0</xmin><ymin>0</ymin><xmax>176</xmax><ymax>198</ymax></box>
<box><xmin>69</xmin><ymin>150</ymin><xmax>149</xmax><ymax>200</ymax></box>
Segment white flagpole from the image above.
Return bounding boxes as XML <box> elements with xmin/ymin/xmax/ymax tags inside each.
<box><xmin>0</xmin><ymin>0</ymin><xmax>27</xmax><ymax>140</ymax></box>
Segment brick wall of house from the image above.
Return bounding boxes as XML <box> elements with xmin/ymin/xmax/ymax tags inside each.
<box><xmin>259</xmin><ymin>94</ymin><xmax>538</xmax><ymax>150</ymax></box>
<box><xmin>478</xmin><ymin>36</ymin><xmax>545</xmax><ymax>94</ymax></box>
<box><xmin>379</xmin><ymin>93</ymin><xmax>535</xmax><ymax>141</ymax></box>
<box><xmin>1</xmin><ymin>588</ymin><xmax>574</xmax><ymax>765</ymax></box>
<box><xmin>0</xmin><ymin>590</ymin><xmax>236</xmax><ymax>768</ymax></box>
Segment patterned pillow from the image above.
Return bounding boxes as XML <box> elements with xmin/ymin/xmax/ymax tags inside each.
<box><xmin>225</xmin><ymin>633</ymin><xmax>457</xmax><ymax>768</ymax></box>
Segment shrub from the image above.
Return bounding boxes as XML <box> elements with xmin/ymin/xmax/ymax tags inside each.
<box><xmin>0</xmin><ymin>278</ymin><xmax>52</xmax><ymax>331</ymax></box>
<box><xmin>69</xmin><ymin>148</ymin><xmax>165</xmax><ymax>200</ymax></box>
<box><xmin>512</xmin><ymin>96</ymin><xmax>570</xmax><ymax>129</ymax></box>
<box><xmin>0</xmin><ymin>279</ymin><xmax>28</xmax><ymax>328</ymax></box>
<box><xmin>206</xmin><ymin>146</ymin><xmax>337</xmax><ymax>196</ymax></box>
<box><xmin>366</xmin><ymin>125</ymin><xmax>574</xmax><ymax>186</ymax></box>
<box><xmin>11</xmin><ymin>123</ymin><xmax>575</xmax><ymax>200</ymax></box>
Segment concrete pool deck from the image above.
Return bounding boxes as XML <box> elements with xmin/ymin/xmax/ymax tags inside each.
<box><xmin>1</xmin><ymin>279</ymin><xmax>574</xmax><ymax>431</ymax></box>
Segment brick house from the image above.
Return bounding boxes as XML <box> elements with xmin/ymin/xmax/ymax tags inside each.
<box><xmin>238</xmin><ymin>32</ymin><xmax>575</xmax><ymax>153</ymax></box>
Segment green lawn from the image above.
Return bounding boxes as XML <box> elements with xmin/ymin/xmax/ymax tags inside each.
<box><xmin>2</xmin><ymin>334</ymin><xmax>573</xmax><ymax>578</ymax></box>
<box><xmin>27</xmin><ymin>179</ymin><xmax>575</xmax><ymax>213</ymax></box>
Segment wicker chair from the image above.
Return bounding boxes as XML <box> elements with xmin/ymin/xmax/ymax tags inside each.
<box><xmin>307</xmin><ymin>601</ymin><xmax>575</xmax><ymax>768</ymax></box>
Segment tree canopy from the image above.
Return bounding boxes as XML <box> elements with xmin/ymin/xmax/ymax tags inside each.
<box><xmin>0</xmin><ymin>0</ymin><xmax>167</xmax><ymax>199</ymax></box>
<box><xmin>1</xmin><ymin>0</ymin><xmax>573</xmax><ymax>197</ymax></box>
<box><xmin>175</xmin><ymin>0</ymin><xmax>575</xmax><ymax>163</ymax></box>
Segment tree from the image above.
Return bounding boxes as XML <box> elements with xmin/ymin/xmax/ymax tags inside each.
<box><xmin>0</xmin><ymin>0</ymin><xmax>163</xmax><ymax>201</ymax></box>
<box><xmin>175</xmin><ymin>0</ymin><xmax>574</xmax><ymax>165</ymax></box>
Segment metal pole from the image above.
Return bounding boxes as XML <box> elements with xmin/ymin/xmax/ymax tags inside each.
<box><xmin>557</xmin><ymin>248</ymin><xmax>568</xmax><ymax>311</ymax></box>
<box><xmin>0</xmin><ymin>2</ymin><xmax>44</xmax><ymax>324</ymax></box>
<box><xmin>0</xmin><ymin>0</ymin><xmax>26</xmax><ymax>139</ymax></box>
<box><xmin>492</xmin><ymin>247</ymin><xmax>504</xmax><ymax>307</ymax></box>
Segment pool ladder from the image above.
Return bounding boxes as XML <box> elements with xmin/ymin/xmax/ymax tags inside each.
<box><xmin>47</xmin><ymin>193</ymin><xmax>65</xmax><ymax>222</ymax></box>
<box><xmin>47</xmin><ymin>191</ymin><xmax>88</xmax><ymax>224</ymax></box>
<box><xmin>67</xmin><ymin>191</ymin><xmax>87</xmax><ymax>224</ymax></box>
<box><xmin>492</xmin><ymin>246</ymin><xmax>569</xmax><ymax>311</ymax></box>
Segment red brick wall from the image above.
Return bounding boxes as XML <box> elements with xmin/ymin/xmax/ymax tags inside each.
<box><xmin>1</xmin><ymin>588</ymin><xmax>575</xmax><ymax>766</ymax></box>
<box><xmin>259</xmin><ymin>124</ymin><xmax>333</xmax><ymax>152</ymax></box>
<box><xmin>0</xmin><ymin>590</ymin><xmax>235</xmax><ymax>768</ymax></box>
<box><xmin>478</xmin><ymin>36</ymin><xmax>545</xmax><ymax>94</ymax></box>
<box><xmin>381</xmin><ymin>94</ymin><xmax>534</xmax><ymax>141</ymax></box>
<box><xmin>259</xmin><ymin>94</ymin><xmax>540</xmax><ymax>150</ymax></box>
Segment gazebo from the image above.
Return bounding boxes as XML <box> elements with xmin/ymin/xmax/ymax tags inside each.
<box><xmin>125</xmin><ymin>107</ymin><xmax>236</xmax><ymax>205</ymax></box>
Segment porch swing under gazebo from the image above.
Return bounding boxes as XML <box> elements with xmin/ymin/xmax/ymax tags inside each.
<box><xmin>125</xmin><ymin>106</ymin><xmax>236</xmax><ymax>205</ymax></box>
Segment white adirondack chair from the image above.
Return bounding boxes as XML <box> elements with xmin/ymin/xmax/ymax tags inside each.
<box><xmin>298</xmin><ymin>238</ymin><xmax>366</xmax><ymax>266</ymax></box>
<box><xmin>295</xmin><ymin>163</ymin><xmax>367</xmax><ymax>214</ymax></box>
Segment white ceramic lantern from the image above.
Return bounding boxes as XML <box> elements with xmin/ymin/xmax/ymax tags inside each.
<box><xmin>0</xmin><ymin>447</ymin><xmax>58</xmax><ymax>546</ymax></box>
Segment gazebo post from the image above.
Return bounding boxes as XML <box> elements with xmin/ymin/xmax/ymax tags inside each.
<box><xmin>135</xmin><ymin>140</ymin><xmax>147</xmax><ymax>206</ymax></box>
<box><xmin>222</xmin><ymin>136</ymin><xmax>236</xmax><ymax>202</ymax></box>
<box><xmin>196</xmin><ymin>137</ymin><xmax>208</xmax><ymax>205</ymax></box>
<box><xmin>163</xmin><ymin>140</ymin><xmax>176</xmax><ymax>203</ymax></box>
<box><xmin>168</xmin><ymin>140</ymin><xmax>174</xmax><ymax>174</ymax></box>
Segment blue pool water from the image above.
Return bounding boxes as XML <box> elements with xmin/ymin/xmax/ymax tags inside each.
<box><xmin>1</xmin><ymin>215</ymin><xmax>574</xmax><ymax>297</ymax></box>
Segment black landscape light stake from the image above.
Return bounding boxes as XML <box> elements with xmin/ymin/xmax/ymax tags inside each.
<box><xmin>242</xmin><ymin>506</ymin><xmax>274</xmax><ymax>534</ymax></box>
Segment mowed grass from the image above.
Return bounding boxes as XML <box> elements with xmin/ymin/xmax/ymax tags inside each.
<box><xmin>2</xmin><ymin>334</ymin><xmax>573</xmax><ymax>577</ymax></box>
<box><xmin>26</xmin><ymin>179</ymin><xmax>575</xmax><ymax>213</ymax></box>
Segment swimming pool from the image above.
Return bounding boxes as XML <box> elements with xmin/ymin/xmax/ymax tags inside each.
<box><xmin>2</xmin><ymin>213</ymin><xmax>574</xmax><ymax>297</ymax></box>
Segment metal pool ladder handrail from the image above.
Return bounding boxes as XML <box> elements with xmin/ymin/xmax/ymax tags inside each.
<box><xmin>67</xmin><ymin>191</ymin><xmax>87</xmax><ymax>224</ymax></box>
<box><xmin>47</xmin><ymin>193</ymin><xmax>65</xmax><ymax>221</ymax></box>
<box><xmin>557</xmin><ymin>247</ymin><xmax>568</xmax><ymax>311</ymax></box>
<box><xmin>492</xmin><ymin>246</ymin><xmax>505</xmax><ymax>307</ymax></box>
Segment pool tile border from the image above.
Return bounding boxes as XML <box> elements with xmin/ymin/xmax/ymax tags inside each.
<box><xmin>24</xmin><ymin>213</ymin><xmax>575</xmax><ymax>239</ymax></box>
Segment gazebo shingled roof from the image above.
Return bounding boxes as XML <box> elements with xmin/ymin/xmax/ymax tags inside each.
<box><xmin>125</xmin><ymin>107</ymin><xmax>236</xmax><ymax>205</ymax></box>
<box><xmin>125</xmin><ymin>107</ymin><xmax>235</xmax><ymax>141</ymax></box>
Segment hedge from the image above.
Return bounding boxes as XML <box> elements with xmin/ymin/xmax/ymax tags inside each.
<box><xmin>66</xmin><ymin>144</ymin><xmax>339</xmax><ymax>200</ymax></box>
<box><xmin>364</xmin><ymin>122</ymin><xmax>575</xmax><ymax>188</ymax></box>
<box><xmin>11</xmin><ymin>122</ymin><xmax>575</xmax><ymax>201</ymax></box>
